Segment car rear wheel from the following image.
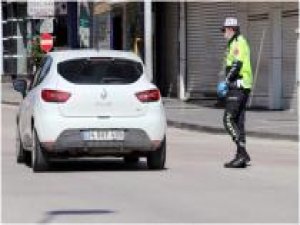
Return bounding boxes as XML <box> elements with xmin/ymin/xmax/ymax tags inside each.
<box><xmin>32</xmin><ymin>129</ymin><xmax>49</xmax><ymax>172</ymax></box>
<box><xmin>124</xmin><ymin>155</ymin><xmax>139</xmax><ymax>164</ymax></box>
<box><xmin>16</xmin><ymin>125</ymin><xmax>27</xmax><ymax>163</ymax></box>
<box><xmin>147</xmin><ymin>138</ymin><xmax>166</xmax><ymax>170</ymax></box>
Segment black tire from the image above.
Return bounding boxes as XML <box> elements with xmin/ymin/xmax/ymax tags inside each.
<box><xmin>16</xmin><ymin>125</ymin><xmax>26</xmax><ymax>164</ymax></box>
<box><xmin>32</xmin><ymin>129</ymin><xmax>49</xmax><ymax>172</ymax></box>
<box><xmin>124</xmin><ymin>155</ymin><xmax>139</xmax><ymax>164</ymax></box>
<box><xmin>147</xmin><ymin>138</ymin><xmax>166</xmax><ymax>170</ymax></box>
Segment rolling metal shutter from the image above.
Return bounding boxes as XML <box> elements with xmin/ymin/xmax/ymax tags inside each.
<box><xmin>282</xmin><ymin>3</ymin><xmax>298</xmax><ymax>110</ymax></box>
<box><xmin>186</xmin><ymin>2</ymin><xmax>237</xmax><ymax>99</ymax></box>
<box><xmin>246</xmin><ymin>3</ymin><xmax>272</xmax><ymax>108</ymax></box>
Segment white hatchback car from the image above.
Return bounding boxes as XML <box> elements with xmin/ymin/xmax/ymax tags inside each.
<box><xmin>13</xmin><ymin>50</ymin><xmax>167</xmax><ymax>172</ymax></box>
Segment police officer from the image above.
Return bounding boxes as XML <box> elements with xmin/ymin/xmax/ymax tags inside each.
<box><xmin>221</xmin><ymin>17</ymin><xmax>253</xmax><ymax>168</ymax></box>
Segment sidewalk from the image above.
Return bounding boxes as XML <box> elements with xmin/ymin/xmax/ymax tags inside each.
<box><xmin>164</xmin><ymin>98</ymin><xmax>298</xmax><ymax>141</ymax></box>
<box><xmin>1</xmin><ymin>82</ymin><xmax>22</xmax><ymax>106</ymax></box>
<box><xmin>1</xmin><ymin>82</ymin><xmax>298</xmax><ymax>141</ymax></box>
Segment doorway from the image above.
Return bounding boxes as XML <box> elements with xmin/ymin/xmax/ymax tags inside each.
<box><xmin>112</xmin><ymin>15</ymin><xmax>123</xmax><ymax>50</ymax></box>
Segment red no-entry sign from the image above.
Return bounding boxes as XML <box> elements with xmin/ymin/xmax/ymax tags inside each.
<box><xmin>40</xmin><ymin>33</ymin><xmax>53</xmax><ymax>53</ymax></box>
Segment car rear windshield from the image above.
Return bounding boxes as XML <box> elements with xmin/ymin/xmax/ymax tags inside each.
<box><xmin>57</xmin><ymin>57</ymin><xmax>143</xmax><ymax>84</ymax></box>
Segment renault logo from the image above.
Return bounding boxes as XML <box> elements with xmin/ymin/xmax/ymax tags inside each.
<box><xmin>100</xmin><ymin>89</ymin><xmax>108</xmax><ymax>100</ymax></box>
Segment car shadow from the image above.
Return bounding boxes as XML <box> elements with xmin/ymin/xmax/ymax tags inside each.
<box><xmin>37</xmin><ymin>158</ymin><xmax>168</xmax><ymax>173</ymax></box>
<box><xmin>38</xmin><ymin>209</ymin><xmax>116</xmax><ymax>223</ymax></box>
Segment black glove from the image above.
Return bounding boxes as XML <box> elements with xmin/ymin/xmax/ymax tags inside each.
<box><xmin>226</xmin><ymin>60</ymin><xmax>243</xmax><ymax>82</ymax></box>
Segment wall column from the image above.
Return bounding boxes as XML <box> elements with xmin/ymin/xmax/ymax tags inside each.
<box><xmin>144</xmin><ymin>1</ymin><xmax>153</xmax><ymax>82</ymax></box>
<box><xmin>269</xmin><ymin>4</ymin><xmax>282</xmax><ymax>109</ymax></box>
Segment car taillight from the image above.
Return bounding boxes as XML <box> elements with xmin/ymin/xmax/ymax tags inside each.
<box><xmin>41</xmin><ymin>89</ymin><xmax>71</xmax><ymax>103</ymax></box>
<box><xmin>135</xmin><ymin>89</ymin><xmax>161</xmax><ymax>102</ymax></box>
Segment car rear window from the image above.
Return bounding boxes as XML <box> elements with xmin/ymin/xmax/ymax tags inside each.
<box><xmin>57</xmin><ymin>57</ymin><xmax>143</xmax><ymax>84</ymax></box>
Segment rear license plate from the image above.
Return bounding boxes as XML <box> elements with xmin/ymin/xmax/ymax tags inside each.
<box><xmin>82</xmin><ymin>130</ymin><xmax>125</xmax><ymax>141</ymax></box>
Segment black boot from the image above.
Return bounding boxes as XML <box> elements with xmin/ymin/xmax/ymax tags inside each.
<box><xmin>224</xmin><ymin>153</ymin><xmax>247</xmax><ymax>168</ymax></box>
<box><xmin>239</xmin><ymin>146</ymin><xmax>251</xmax><ymax>164</ymax></box>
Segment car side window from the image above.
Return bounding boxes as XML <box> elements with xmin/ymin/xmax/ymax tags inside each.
<box><xmin>30</xmin><ymin>56</ymin><xmax>53</xmax><ymax>89</ymax></box>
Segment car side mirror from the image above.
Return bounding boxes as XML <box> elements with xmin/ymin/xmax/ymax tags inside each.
<box><xmin>13</xmin><ymin>79</ymin><xmax>27</xmax><ymax>98</ymax></box>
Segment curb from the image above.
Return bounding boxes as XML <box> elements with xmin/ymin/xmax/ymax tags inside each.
<box><xmin>1</xmin><ymin>101</ymin><xmax>20</xmax><ymax>106</ymax></box>
<box><xmin>167</xmin><ymin>120</ymin><xmax>298</xmax><ymax>142</ymax></box>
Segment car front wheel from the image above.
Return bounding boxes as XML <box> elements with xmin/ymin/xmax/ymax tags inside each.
<box><xmin>32</xmin><ymin>129</ymin><xmax>49</xmax><ymax>172</ymax></box>
<box><xmin>147</xmin><ymin>138</ymin><xmax>166</xmax><ymax>170</ymax></box>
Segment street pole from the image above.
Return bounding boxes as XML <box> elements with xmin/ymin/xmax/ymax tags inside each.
<box><xmin>296</xmin><ymin>27</ymin><xmax>299</xmax><ymax>132</ymax></box>
<box><xmin>179</xmin><ymin>2</ymin><xmax>187</xmax><ymax>100</ymax></box>
<box><xmin>0</xmin><ymin>2</ymin><xmax>2</xmax><ymax>221</ymax></box>
<box><xmin>144</xmin><ymin>1</ymin><xmax>153</xmax><ymax>82</ymax></box>
<box><xmin>248</xmin><ymin>28</ymin><xmax>266</xmax><ymax>108</ymax></box>
<box><xmin>0</xmin><ymin>1</ymin><xmax>3</xmax><ymax>77</ymax></box>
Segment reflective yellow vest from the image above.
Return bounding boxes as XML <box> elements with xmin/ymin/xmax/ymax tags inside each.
<box><xmin>226</xmin><ymin>35</ymin><xmax>253</xmax><ymax>89</ymax></box>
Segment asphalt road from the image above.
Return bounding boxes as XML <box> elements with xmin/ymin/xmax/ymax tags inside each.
<box><xmin>1</xmin><ymin>104</ymin><xmax>298</xmax><ymax>223</ymax></box>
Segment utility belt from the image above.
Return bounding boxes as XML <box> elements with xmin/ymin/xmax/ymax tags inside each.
<box><xmin>228</xmin><ymin>79</ymin><xmax>251</xmax><ymax>94</ymax></box>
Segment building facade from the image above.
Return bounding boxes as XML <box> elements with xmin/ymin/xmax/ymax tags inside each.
<box><xmin>182</xmin><ymin>2</ymin><xmax>298</xmax><ymax>110</ymax></box>
<box><xmin>92</xmin><ymin>2</ymin><xmax>144</xmax><ymax>55</ymax></box>
<box><xmin>90</xmin><ymin>1</ymin><xmax>298</xmax><ymax>110</ymax></box>
<box><xmin>154</xmin><ymin>2</ymin><xmax>299</xmax><ymax>110</ymax></box>
<box><xmin>2</xmin><ymin>2</ymin><xmax>28</xmax><ymax>77</ymax></box>
<box><xmin>1</xmin><ymin>1</ymin><xmax>82</xmax><ymax>76</ymax></box>
<box><xmin>2</xmin><ymin>1</ymin><xmax>298</xmax><ymax>110</ymax></box>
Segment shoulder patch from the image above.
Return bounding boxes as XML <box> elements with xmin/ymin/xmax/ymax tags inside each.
<box><xmin>233</xmin><ymin>47</ymin><xmax>239</xmax><ymax>56</ymax></box>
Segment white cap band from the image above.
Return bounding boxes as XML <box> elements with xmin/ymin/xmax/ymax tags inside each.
<box><xmin>223</xmin><ymin>17</ymin><xmax>239</xmax><ymax>27</ymax></box>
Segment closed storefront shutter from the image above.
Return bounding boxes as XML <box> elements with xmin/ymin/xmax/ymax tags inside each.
<box><xmin>282</xmin><ymin>3</ymin><xmax>298</xmax><ymax>110</ymax></box>
<box><xmin>246</xmin><ymin>3</ymin><xmax>272</xmax><ymax>108</ymax></box>
<box><xmin>186</xmin><ymin>2</ymin><xmax>237</xmax><ymax>99</ymax></box>
<box><xmin>184</xmin><ymin>2</ymin><xmax>298</xmax><ymax>109</ymax></box>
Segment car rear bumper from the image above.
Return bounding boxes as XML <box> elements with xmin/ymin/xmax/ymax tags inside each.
<box><xmin>35</xmin><ymin>104</ymin><xmax>167</xmax><ymax>143</ymax></box>
<box><xmin>41</xmin><ymin>128</ymin><xmax>161</xmax><ymax>154</ymax></box>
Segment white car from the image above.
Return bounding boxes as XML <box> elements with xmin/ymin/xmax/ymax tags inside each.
<box><xmin>13</xmin><ymin>50</ymin><xmax>167</xmax><ymax>172</ymax></box>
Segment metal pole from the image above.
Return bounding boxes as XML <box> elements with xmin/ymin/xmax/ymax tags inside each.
<box><xmin>144</xmin><ymin>0</ymin><xmax>153</xmax><ymax>82</ymax></box>
<box><xmin>297</xmin><ymin>27</ymin><xmax>299</xmax><ymax>142</ymax></box>
<box><xmin>0</xmin><ymin>1</ymin><xmax>3</xmax><ymax>77</ymax></box>
<box><xmin>248</xmin><ymin>28</ymin><xmax>266</xmax><ymax>108</ymax></box>
<box><xmin>296</xmin><ymin>28</ymin><xmax>299</xmax><ymax>113</ymax></box>
<box><xmin>0</xmin><ymin>4</ymin><xmax>2</xmax><ymax>218</ymax></box>
<box><xmin>179</xmin><ymin>2</ymin><xmax>187</xmax><ymax>100</ymax></box>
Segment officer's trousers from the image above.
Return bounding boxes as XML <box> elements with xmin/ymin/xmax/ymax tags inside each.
<box><xmin>223</xmin><ymin>89</ymin><xmax>249</xmax><ymax>149</ymax></box>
